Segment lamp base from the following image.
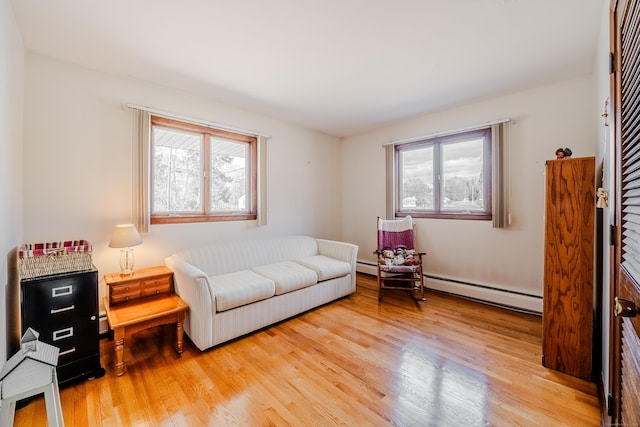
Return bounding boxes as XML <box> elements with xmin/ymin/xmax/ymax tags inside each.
<box><xmin>119</xmin><ymin>248</ymin><xmax>135</xmax><ymax>276</ymax></box>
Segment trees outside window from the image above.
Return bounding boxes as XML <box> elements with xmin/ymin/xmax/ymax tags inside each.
<box><xmin>150</xmin><ymin>116</ymin><xmax>257</xmax><ymax>224</ymax></box>
<box><xmin>396</xmin><ymin>128</ymin><xmax>492</xmax><ymax>220</ymax></box>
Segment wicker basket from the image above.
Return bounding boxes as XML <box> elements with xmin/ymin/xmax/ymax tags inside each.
<box><xmin>18</xmin><ymin>240</ymin><xmax>93</xmax><ymax>279</ymax></box>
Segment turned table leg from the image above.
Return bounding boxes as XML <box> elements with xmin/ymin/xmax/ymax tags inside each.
<box><xmin>113</xmin><ymin>328</ymin><xmax>125</xmax><ymax>376</ymax></box>
<box><xmin>175</xmin><ymin>312</ymin><xmax>185</xmax><ymax>355</ymax></box>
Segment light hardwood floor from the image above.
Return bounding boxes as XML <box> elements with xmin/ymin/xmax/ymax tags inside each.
<box><xmin>14</xmin><ymin>274</ymin><xmax>601</xmax><ymax>426</ymax></box>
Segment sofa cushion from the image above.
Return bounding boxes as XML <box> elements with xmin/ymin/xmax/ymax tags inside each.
<box><xmin>209</xmin><ymin>270</ymin><xmax>275</xmax><ymax>312</ymax></box>
<box><xmin>251</xmin><ymin>261</ymin><xmax>318</xmax><ymax>295</ymax></box>
<box><xmin>294</xmin><ymin>255</ymin><xmax>352</xmax><ymax>281</ymax></box>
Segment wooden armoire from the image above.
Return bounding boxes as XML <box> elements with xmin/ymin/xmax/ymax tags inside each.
<box><xmin>542</xmin><ymin>156</ymin><xmax>595</xmax><ymax>380</ymax></box>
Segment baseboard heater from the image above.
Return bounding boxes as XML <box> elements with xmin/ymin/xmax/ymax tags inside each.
<box><xmin>357</xmin><ymin>261</ymin><xmax>542</xmax><ymax>315</ymax></box>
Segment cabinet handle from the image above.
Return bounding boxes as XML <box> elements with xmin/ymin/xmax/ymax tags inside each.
<box><xmin>52</xmin><ymin>285</ymin><xmax>73</xmax><ymax>298</ymax></box>
<box><xmin>53</xmin><ymin>327</ymin><xmax>74</xmax><ymax>341</ymax></box>
<box><xmin>156</xmin><ymin>290</ymin><xmax>160</xmax><ymax>294</ymax></box>
<box><xmin>51</xmin><ymin>305</ymin><xmax>75</xmax><ymax>314</ymax></box>
<box><xmin>59</xmin><ymin>347</ymin><xmax>76</xmax><ymax>356</ymax></box>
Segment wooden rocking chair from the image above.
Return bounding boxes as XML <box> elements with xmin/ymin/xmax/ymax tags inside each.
<box><xmin>375</xmin><ymin>216</ymin><xmax>426</xmax><ymax>302</ymax></box>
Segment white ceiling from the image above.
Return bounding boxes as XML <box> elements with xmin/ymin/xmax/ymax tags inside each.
<box><xmin>10</xmin><ymin>0</ymin><xmax>605</xmax><ymax>137</ymax></box>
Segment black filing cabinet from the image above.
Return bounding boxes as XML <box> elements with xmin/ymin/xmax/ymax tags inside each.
<box><xmin>17</xmin><ymin>269</ymin><xmax>104</xmax><ymax>385</ymax></box>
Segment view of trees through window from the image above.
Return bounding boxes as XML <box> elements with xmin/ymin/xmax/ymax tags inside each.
<box><xmin>400</xmin><ymin>145</ymin><xmax>434</xmax><ymax>209</ymax></box>
<box><xmin>396</xmin><ymin>128</ymin><xmax>491</xmax><ymax>219</ymax></box>
<box><xmin>150</xmin><ymin>115</ymin><xmax>257</xmax><ymax>223</ymax></box>
<box><xmin>153</xmin><ymin>127</ymin><xmax>202</xmax><ymax>213</ymax></box>
<box><xmin>441</xmin><ymin>139</ymin><xmax>485</xmax><ymax>211</ymax></box>
<box><xmin>209</xmin><ymin>138</ymin><xmax>249</xmax><ymax>212</ymax></box>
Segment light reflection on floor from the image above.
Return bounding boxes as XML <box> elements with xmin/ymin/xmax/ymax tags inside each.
<box><xmin>392</xmin><ymin>345</ymin><xmax>488</xmax><ymax>426</ymax></box>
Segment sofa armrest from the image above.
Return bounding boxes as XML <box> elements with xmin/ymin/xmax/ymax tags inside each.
<box><xmin>316</xmin><ymin>239</ymin><xmax>358</xmax><ymax>265</ymax></box>
<box><xmin>316</xmin><ymin>239</ymin><xmax>359</xmax><ymax>287</ymax></box>
<box><xmin>165</xmin><ymin>255</ymin><xmax>215</xmax><ymax>351</ymax></box>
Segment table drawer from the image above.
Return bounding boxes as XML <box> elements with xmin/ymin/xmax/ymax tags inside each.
<box><xmin>106</xmin><ymin>267</ymin><xmax>174</xmax><ymax>306</ymax></box>
<box><xmin>110</xmin><ymin>282</ymin><xmax>142</xmax><ymax>304</ymax></box>
<box><xmin>141</xmin><ymin>276</ymin><xmax>172</xmax><ymax>297</ymax></box>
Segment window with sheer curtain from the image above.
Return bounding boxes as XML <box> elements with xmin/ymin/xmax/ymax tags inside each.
<box><xmin>131</xmin><ymin>108</ymin><xmax>268</xmax><ymax>232</ymax></box>
<box><xmin>386</xmin><ymin>121</ymin><xmax>508</xmax><ymax>228</ymax></box>
<box><xmin>150</xmin><ymin>116</ymin><xmax>257</xmax><ymax>224</ymax></box>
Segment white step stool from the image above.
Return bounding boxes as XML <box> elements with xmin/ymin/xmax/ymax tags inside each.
<box><xmin>0</xmin><ymin>328</ymin><xmax>64</xmax><ymax>426</ymax></box>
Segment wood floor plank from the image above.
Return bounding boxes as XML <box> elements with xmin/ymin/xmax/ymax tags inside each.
<box><xmin>13</xmin><ymin>273</ymin><xmax>600</xmax><ymax>426</ymax></box>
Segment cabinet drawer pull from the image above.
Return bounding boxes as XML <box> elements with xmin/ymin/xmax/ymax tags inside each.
<box><xmin>52</xmin><ymin>285</ymin><xmax>73</xmax><ymax>298</ymax></box>
<box><xmin>59</xmin><ymin>347</ymin><xmax>76</xmax><ymax>356</ymax></box>
<box><xmin>53</xmin><ymin>327</ymin><xmax>74</xmax><ymax>341</ymax></box>
<box><xmin>51</xmin><ymin>305</ymin><xmax>75</xmax><ymax>314</ymax></box>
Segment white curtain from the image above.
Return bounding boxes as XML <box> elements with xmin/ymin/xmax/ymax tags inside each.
<box><xmin>257</xmin><ymin>135</ymin><xmax>269</xmax><ymax>226</ymax></box>
<box><xmin>385</xmin><ymin>144</ymin><xmax>395</xmax><ymax>220</ymax></box>
<box><xmin>132</xmin><ymin>109</ymin><xmax>150</xmax><ymax>233</ymax></box>
<box><xmin>491</xmin><ymin>121</ymin><xmax>509</xmax><ymax>229</ymax></box>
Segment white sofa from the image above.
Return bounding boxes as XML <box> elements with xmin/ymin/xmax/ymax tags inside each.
<box><xmin>165</xmin><ymin>236</ymin><xmax>359</xmax><ymax>351</ymax></box>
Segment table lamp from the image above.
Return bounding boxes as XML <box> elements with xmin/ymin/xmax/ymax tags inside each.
<box><xmin>108</xmin><ymin>224</ymin><xmax>142</xmax><ymax>276</ymax></box>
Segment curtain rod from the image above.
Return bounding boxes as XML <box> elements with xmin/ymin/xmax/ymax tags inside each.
<box><xmin>382</xmin><ymin>118</ymin><xmax>511</xmax><ymax>147</ymax></box>
<box><xmin>125</xmin><ymin>103</ymin><xmax>272</xmax><ymax>139</ymax></box>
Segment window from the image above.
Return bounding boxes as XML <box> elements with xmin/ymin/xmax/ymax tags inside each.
<box><xmin>150</xmin><ymin>116</ymin><xmax>257</xmax><ymax>224</ymax></box>
<box><xmin>395</xmin><ymin>128</ymin><xmax>492</xmax><ymax>220</ymax></box>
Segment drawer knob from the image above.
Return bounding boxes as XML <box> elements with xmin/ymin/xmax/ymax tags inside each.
<box><xmin>125</xmin><ymin>296</ymin><xmax>129</xmax><ymax>301</ymax></box>
<box><xmin>125</xmin><ymin>286</ymin><xmax>129</xmax><ymax>291</ymax></box>
<box><xmin>155</xmin><ymin>281</ymin><xmax>160</xmax><ymax>285</ymax></box>
<box><xmin>156</xmin><ymin>290</ymin><xmax>160</xmax><ymax>294</ymax></box>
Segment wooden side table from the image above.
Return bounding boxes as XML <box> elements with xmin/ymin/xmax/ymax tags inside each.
<box><xmin>104</xmin><ymin>266</ymin><xmax>188</xmax><ymax>376</ymax></box>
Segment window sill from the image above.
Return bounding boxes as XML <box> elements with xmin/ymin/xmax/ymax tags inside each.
<box><xmin>396</xmin><ymin>212</ymin><xmax>491</xmax><ymax>221</ymax></box>
<box><xmin>151</xmin><ymin>213</ymin><xmax>257</xmax><ymax>224</ymax></box>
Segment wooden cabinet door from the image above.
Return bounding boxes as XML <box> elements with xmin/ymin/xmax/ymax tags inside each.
<box><xmin>543</xmin><ymin>157</ymin><xmax>595</xmax><ymax>380</ymax></box>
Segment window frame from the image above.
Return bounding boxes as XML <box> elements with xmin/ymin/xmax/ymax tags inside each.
<box><xmin>150</xmin><ymin>115</ymin><xmax>258</xmax><ymax>224</ymax></box>
<box><xmin>395</xmin><ymin>127</ymin><xmax>492</xmax><ymax>220</ymax></box>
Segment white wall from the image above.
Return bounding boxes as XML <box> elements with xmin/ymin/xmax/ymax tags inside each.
<box><xmin>342</xmin><ymin>75</ymin><xmax>598</xmax><ymax>312</ymax></box>
<box><xmin>23</xmin><ymin>54</ymin><xmax>343</xmax><ymax>308</ymax></box>
<box><xmin>0</xmin><ymin>0</ymin><xmax>24</xmax><ymax>363</ymax></box>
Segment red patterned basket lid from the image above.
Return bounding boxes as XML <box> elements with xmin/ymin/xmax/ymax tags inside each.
<box><xmin>18</xmin><ymin>240</ymin><xmax>93</xmax><ymax>259</ymax></box>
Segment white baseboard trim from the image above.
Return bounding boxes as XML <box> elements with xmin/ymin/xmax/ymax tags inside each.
<box><xmin>357</xmin><ymin>262</ymin><xmax>542</xmax><ymax>315</ymax></box>
<box><xmin>99</xmin><ymin>313</ymin><xmax>109</xmax><ymax>335</ymax></box>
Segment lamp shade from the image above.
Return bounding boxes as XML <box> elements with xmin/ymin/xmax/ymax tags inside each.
<box><xmin>108</xmin><ymin>224</ymin><xmax>142</xmax><ymax>248</ymax></box>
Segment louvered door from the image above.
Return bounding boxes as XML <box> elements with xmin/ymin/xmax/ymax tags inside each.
<box><xmin>611</xmin><ymin>0</ymin><xmax>640</xmax><ymax>424</ymax></box>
